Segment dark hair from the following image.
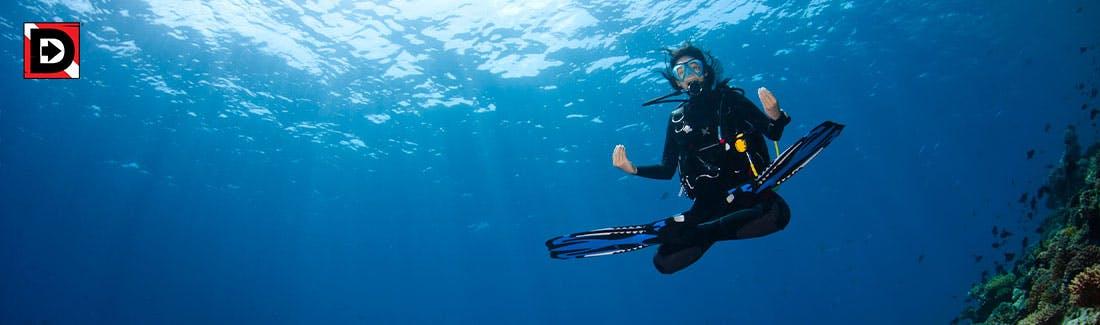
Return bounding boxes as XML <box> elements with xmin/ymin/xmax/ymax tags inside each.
<box><xmin>660</xmin><ymin>42</ymin><xmax>731</xmax><ymax>91</ymax></box>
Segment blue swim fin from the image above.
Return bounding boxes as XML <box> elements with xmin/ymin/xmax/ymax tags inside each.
<box><xmin>752</xmin><ymin>121</ymin><xmax>844</xmax><ymax>193</ymax></box>
<box><xmin>546</xmin><ymin>220</ymin><xmax>668</xmax><ymax>259</ymax></box>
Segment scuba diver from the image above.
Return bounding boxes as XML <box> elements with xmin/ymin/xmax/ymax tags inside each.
<box><xmin>546</xmin><ymin>44</ymin><xmax>845</xmax><ymax>274</ymax></box>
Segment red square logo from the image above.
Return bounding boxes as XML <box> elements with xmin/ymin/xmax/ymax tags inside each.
<box><xmin>24</xmin><ymin>22</ymin><xmax>80</xmax><ymax>79</ymax></box>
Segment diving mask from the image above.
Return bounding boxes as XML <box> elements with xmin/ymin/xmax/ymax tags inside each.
<box><xmin>672</xmin><ymin>58</ymin><xmax>705</xmax><ymax>82</ymax></box>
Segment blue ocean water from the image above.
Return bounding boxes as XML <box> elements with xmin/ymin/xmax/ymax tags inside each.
<box><xmin>2</xmin><ymin>0</ymin><xmax>1099</xmax><ymax>323</ymax></box>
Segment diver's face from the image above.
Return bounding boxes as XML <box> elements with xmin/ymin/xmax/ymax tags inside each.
<box><xmin>673</xmin><ymin>56</ymin><xmax>706</xmax><ymax>90</ymax></box>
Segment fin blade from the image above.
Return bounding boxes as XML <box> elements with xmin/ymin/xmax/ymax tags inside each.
<box><xmin>546</xmin><ymin>221</ymin><xmax>663</xmax><ymax>259</ymax></box>
<box><xmin>754</xmin><ymin>121</ymin><xmax>845</xmax><ymax>192</ymax></box>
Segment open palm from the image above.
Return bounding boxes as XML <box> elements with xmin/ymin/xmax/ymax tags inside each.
<box><xmin>757</xmin><ymin>87</ymin><xmax>783</xmax><ymax>120</ymax></box>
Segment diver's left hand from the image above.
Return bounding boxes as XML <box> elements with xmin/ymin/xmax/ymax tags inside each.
<box><xmin>757</xmin><ymin>87</ymin><xmax>783</xmax><ymax>121</ymax></box>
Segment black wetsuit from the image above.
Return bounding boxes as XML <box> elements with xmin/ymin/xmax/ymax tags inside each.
<box><xmin>634</xmin><ymin>86</ymin><xmax>793</xmax><ymax>274</ymax></box>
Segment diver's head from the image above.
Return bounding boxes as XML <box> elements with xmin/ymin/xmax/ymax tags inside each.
<box><xmin>662</xmin><ymin>43</ymin><xmax>723</xmax><ymax>97</ymax></box>
<box><xmin>673</xmin><ymin>56</ymin><xmax>706</xmax><ymax>95</ymax></box>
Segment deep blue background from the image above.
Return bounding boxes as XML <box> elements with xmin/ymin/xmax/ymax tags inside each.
<box><xmin>2</xmin><ymin>1</ymin><xmax>1099</xmax><ymax>324</ymax></box>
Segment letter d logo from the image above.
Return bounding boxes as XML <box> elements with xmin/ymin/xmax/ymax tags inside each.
<box><xmin>24</xmin><ymin>22</ymin><xmax>80</xmax><ymax>79</ymax></box>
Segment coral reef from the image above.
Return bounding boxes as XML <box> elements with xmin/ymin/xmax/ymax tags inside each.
<box><xmin>1066</xmin><ymin>246</ymin><xmax>1100</xmax><ymax>285</ymax></box>
<box><xmin>1064</xmin><ymin>308</ymin><xmax>1100</xmax><ymax>325</ymax></box>
<box><xmin>958</xmin><ymin>129</ymin><xmax>1100</xmax><ymax>324</ymax></box>
<box><xmin>1018</xmin><ymin>302</ymin><xmax>1064</xmax><ymax>325</ymax></box>
<box><xmin>966</xmin><ymin>273</ymin><xmax>1018</xmax><ymax>320</ymax></box>
<box><xmin>1070</xmin><ymin>265</ymin><xmax>1100</xmax><ymax>308</ymax></box>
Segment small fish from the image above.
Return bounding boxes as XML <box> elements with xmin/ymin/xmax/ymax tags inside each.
<box><xmin>1000</xmin><ymin>229</ymin><xmax>1013</xmax><ymax>238</ymax></box>
<box><xmin>1035</xmin><ymin>225</ymin><xmax>1044</xmax><ymax>233</ymax></box>
<box><xmin>1091</xmin><ymin>88</ymin><xmax>1098</xmax><ymax>99</ymax></box>
<box><xmin>992</xmin><ymin>242</ymin><xmax>1001</xmax><ymax>249</ymax></box>
<box><xmin>1018</xmin><ymin>193</ymin><xmax>1028</xmax><ymax>203</ymax></box>
<box><xmin>660</xmin><ymin>192</ymin><xmax>669</xmax><ymax>200</ymax></box>
<box><xmin>1081</xmin><ymin>47</ymin><xmax>1088</xmax><ymax>54</ymax></box>
<box><xmin>1080</xmin><ymin>82</ymin><xmax>1087</xmax><ymax>90</ymax></box>
<box><xmin>917</xmin><ymin>254</ymin><xmax>925</xmax><ymax>263</ymax></box>
<box><xmin>992</xmin><ymin>226</ymin><xmax>998</xmax><ymax>236</ymax></box>
<box><xmin>1037</xmin><ymin>186</ymin><xmax>1049</xmax><ymax>199</ymax></box>
<box><xmin>1044</xmin><ymin>123</ymin><xmax>1051</xmax><ymax>133</ymax></box>
<box><xmin>1084</xmin><ymin>103</ymin><xmax>1090</xmax><ymax>111</ymax></box>
<box><xmin>1027</xmin><ymin>149</ymin><xmax>1035</xmax><ymax>159</ymax></box>
<box><xmin>1091</xmin><ymin>109</ymin><xmax>1099</xmax><ymax>120</ymax></box>
<box><xmin>974</xmin><ymin>255</ymin><xmax>984</xmax><ymax>263</ymax></box>
<box><xmin>995</xmin><ymin>263</ymin><xmax>1006</xmax><ymax>274</ymax></box>
<box><xmin>981</xmin><ymin>270</ymin><xmax>989</xmax><ymax>281</ymax></box>
<box><xmin>1004</xmin><ymin>252</ymin><xmax>1016</xmax><ymax>262</ymax></box>
<box><xmin>1027</xmin><ymin>212</ymin><xmax>1034</xmax><ymax>220</ymax></box>
<box><xmin>1030</xmin><ymin>197</ymin><xmax>1037</xmax><ymax>210</ymax></box>
<box><xmin>1022</xmin><ymin>237</ymin><xmax>1029</xmax><ymax>249</ymax></box>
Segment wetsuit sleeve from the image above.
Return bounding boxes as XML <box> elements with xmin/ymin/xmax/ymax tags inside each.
<box><xmin>728</xmin><ymin>92</ymin><xmax>791</xmax><ymax>141</ymax></box>
<box><xmin>634</xmin><ymin>115</ymin><xmax>678</xmax><ymax>180</ymax></box>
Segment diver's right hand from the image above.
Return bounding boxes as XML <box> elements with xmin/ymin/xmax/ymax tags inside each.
<box><xmin>612</xmin><ymin>144</ymin><xmax>638</xmax><ymax>174</ymax></box>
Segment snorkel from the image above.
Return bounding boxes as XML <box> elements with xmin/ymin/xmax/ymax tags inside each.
<box><xmin>640</xmin><ymin>78</ymin><xmax>702</xmax><ymax>106</ymax></box>
<box><xmin>640</xmin><ymin>73</ymin><xmax>703</xmax><ymax>107</ymax></box>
